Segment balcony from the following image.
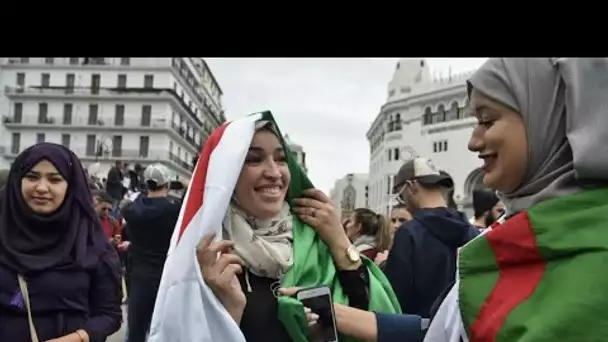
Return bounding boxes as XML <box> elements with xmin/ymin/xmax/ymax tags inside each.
<box><xmin>170</xmin><ymin>122</ymin><xmax>204</xmax><ymax>151</ymax></box>
<box><xmin>171</xmin><ymin>58</ymin><xmax>224</xmax><ymax>126</ymax></box>
<box><xmin>0</xmin><ymin>146</ymin><xmax>195</xmax><ymax>175</ymax></box>
<box><xmin>5</xmin><ymin>86</ymin><xmax>206</xmax><ymax>129</ymax></box>
<box><xmin>5</xmin><ymin>85</ymin><xmax>169</xmax><ymax>101</ymax></box>
<box><xmin>2</xmin><ymin>115</ymin><xmax>168</xmax><ymax>131</ymax></box>
<box><xmin>3</xmin><ymin>57</ymin><xmax>171</xmax><ymax>70</ymax></box>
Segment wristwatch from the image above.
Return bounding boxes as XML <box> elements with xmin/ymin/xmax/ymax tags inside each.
<box><xmin>346</xmin><ymin>244</ymin><xmax>361</xmax><ymax>263</ymax></box>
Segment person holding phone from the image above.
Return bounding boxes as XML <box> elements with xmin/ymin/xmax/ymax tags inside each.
<box><xmin>192</xmin><ymin>115</ymin><xmax>399</xmax><ymax>342</ymax></box>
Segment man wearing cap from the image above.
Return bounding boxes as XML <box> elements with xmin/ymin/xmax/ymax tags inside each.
<box><xmin>121</xmin><ymin>163</ymin><xmax>188</xmax><ymax>342</ymax></box>
<box><xmin>383</xmin><ymin>157</ymin><xmax>479</xmax><ymax>324</ymax></box>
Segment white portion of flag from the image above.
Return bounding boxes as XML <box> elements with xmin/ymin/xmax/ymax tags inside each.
<box><xmin>148</xmin><ymin>113</ymin><xmax>262</xmax><ymax>342</ymax></box>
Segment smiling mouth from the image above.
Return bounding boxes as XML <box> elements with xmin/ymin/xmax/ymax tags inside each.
<box><xmin>255</xmin><ymin>186</ymin><xmax>282</xmax><ymax>195</ymax></box>
<box><xmin>479</xmin><ymin>154</ymin><xmax>497</xmax><ymax>170</ymax></box>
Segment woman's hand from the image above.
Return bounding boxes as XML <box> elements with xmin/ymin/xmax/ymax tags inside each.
<box><xmin>197</xmin><ymin>232</ymin><xmax>247</xmax><ymax>324</ymax></box>
<box><xmin>374</xmin><ymin>250</ymin><xmax>389</xmax><ymax>265</ymax></box>
<box><xmin>44</xmin><ymin>330</ymin><xmax>89</xmax><ymax>342</ymax></box>
<box><xmin>293</xmin><ymin>189</ymin><xmax>358</xmax><ymax>269</ymax></box>
<box><xmin>293</xmin><ymin>189</ymin><xmax>351</xmax><ymax>248</ymax></box>
<box><xmin>279</xmin><ymin>288</ymin><xmax>320</xmax><ymax>326</ymax></box>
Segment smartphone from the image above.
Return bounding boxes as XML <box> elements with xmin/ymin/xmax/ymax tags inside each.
<box><xmin>296</xmin><ymin>285</ymin><xmax>338</xmax><ymax>342</ymax></box>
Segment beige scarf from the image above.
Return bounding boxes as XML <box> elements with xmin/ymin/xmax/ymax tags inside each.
<box><xmin>223</xmin><ymin>202</ymin><xmax>293</xmax><ymax>280</ymax></box>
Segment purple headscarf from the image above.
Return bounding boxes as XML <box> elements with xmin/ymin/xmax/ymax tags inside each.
<box><xmin>0</xmin><ymin>143</ymin><xmax>111</xmax><ymax>274</ymax></box>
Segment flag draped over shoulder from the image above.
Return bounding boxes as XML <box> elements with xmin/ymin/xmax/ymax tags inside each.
<box><xmin>148</xmin><ymin>111</ymin><xmax>400</xmax><ymax>342</ymax></box>
<box><xmin>458</xmin><ymin>187</ymin><xmax>608</xmax><ymax>342</ymax></box>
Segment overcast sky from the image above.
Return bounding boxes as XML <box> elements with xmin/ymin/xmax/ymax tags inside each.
<box><xmin>205</xmin><ymin>58</ymin><xmax>488</xmax><ymax>193</ymax></box>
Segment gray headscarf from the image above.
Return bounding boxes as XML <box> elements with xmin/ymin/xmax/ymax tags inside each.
<box><xmin>468</xmin><ymin>58</ymin><xmax>608</xmax><ymax>213</ymax></box>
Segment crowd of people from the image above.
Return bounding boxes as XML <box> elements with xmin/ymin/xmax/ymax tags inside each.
<box><xmin>0</xmin><ymin>57</ymin><xmax>606</xmax><ymax>342</ymax></box>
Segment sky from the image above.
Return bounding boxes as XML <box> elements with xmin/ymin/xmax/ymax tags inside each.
<box><xmin>205</xmin><ymin>58</ymin><xmax>488</xmax><ymax>194</ymax></box>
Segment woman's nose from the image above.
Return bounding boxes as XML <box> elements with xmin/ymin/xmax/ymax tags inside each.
<box><xmin>34</xmin><ymin>180</ymin><xmax>50</xmax><ymax>193</ymax></box>
<box><xmin>468</xmin><ymin>127</ymin><xmax>485</xmax><ymax>153</ymax></box>
<box><xmin>263</xmin><ymin>161</ymin><xmax>281</xmax><ymax>179</ymax></box>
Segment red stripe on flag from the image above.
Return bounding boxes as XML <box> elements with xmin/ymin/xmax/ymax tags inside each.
<box><xmin>176</xmin><ymin>121</ymin><xmax>231</xmax><ymax>243</ymax></box>
<box><xmin>470</xmin><ymin>212</ymin><xmax>546</xmax><ymax>342</ymax></box>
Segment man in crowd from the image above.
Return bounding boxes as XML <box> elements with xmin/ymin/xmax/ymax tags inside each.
<box><xmin>384</xmin><ymin>157</ymin><xmax>479</xmax><ymax>322</ymax></box>
<box><xmin>122</xmin><ymin>163</ymin><xmax>187</xmax><ymax>342</ymax></box>
<box><xmin>471</xmin><ymin>188</ymin><xmax>505</xmax><ymax>231</ymax></box>
<box><xmin>92</xmin><ymin>190</ymin><xmax>122</xmax><ymax>243</ymax></box>
<box><xmin>106</xmin><ymin>160</ymin><xmax>125</xmax><ymax>217</ymax></box>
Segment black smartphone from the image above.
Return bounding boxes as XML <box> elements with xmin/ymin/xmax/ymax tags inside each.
<box><xmin>296</xmin><ymin>285</ymin><xmax>339</xmax><ymax>342</ymax></box>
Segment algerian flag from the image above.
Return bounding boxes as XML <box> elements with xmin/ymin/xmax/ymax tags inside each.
<box><xmin>148</xmin><ymin>111</ymin><xmax>400</xmax><ymax>342</ymax></box>
<box><xmin>456</xmin><ymin>187</ymin><xmax>608</xmax><ymax>341</ymax></box>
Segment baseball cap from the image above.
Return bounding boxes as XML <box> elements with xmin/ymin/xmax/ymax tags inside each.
<box><xmin>394</xmin><ymin>157</ymin><xmax>454</xmax><ymax>191</ymax></box>
<box><xmin>143</xmin><ymin>163</ymin><xmax>170</xmax><ymax>187</ymax></box>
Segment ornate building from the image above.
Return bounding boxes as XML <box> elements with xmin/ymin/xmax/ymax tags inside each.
<box><xmin>329</xmin><ymin>173</ymin><xmax>368</xmax><ymax>220</ymax></box>
<box><xmin>366</xmin><ymin>58</ymin><xmax>484</xmax><ymax>217</ymax></box>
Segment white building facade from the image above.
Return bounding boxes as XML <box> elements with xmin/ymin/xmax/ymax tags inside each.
<box><xmin>329</xmin><ymin>173</ymin><xmax>369</xmax><ymax>220</ymax></box>
<box><xmin>0</xmin><ymin>57</ymin><xmax>226</xmax><ymax>180</ymax></box>
<box><xmin>367</xmin><ymin>58</ymin><xmax>485</xmax><ymax>217</ymax></box>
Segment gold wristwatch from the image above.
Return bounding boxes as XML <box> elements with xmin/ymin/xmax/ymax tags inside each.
<box><xmin>346</xmin><ymin>244</ymin><xmax>361</xmax><ymax>263</ymax></box>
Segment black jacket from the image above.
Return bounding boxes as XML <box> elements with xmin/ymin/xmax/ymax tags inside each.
<box><xmin>384</xmin><ymin>207</ymin><xmax>478</xmax><ymax>318</ymax></box>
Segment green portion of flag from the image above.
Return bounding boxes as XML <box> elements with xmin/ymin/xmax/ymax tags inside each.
<box><xmin>459</xmin><ymin>187</ymin><xmax>608</xmax><ymax>342</ymax></box>
<box><xmin>459</xmin><ymin>235</ymin><xmax>500</xmax><ymax>335</ymax></box>
<box><xmin>254</xmin><ymin>111</ymin><xmax>401</xmax><ymax>342</ymax></box>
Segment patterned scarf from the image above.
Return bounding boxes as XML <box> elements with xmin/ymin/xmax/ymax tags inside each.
<box><xmin>223</xmin><ymin>202</ymin><xmax>293</xmax><ymax>279</ymax></box>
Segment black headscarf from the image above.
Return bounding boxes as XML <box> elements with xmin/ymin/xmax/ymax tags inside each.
<box><xmin>0</xmin><ymin>143</ymin><xmax>111</xmax><ymax>274</ymax></box>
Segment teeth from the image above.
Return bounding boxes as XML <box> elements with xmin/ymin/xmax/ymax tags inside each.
<box><xmin>259</xmin><ymin>187</ymin><xmax>280</xmax><ymax>194</ymax></box>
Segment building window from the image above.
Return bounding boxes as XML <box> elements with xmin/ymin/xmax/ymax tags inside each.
<box><xmin>36</xmin><ymin>133</ymin><xmax>45</xmax><ymax>143</ymax></box>
<box><xmin>173</xmin><ymin>82</ymin><xmax>178</xmax><ymax>92</ymax></box>
<box><xmin>139</xmin><ymin>136</ymin><xmax>150</xmax><ymax>158</ymax></box>
<box><xmin>86</xmin><ymin>135</ymin><xmax>96</xmax><ymax>156</ymax></box>
<box><xmin>117</xmin><ymin>74</ymin><xmax>127</xmax><ymax>88</ymax></box>
<box><xmin>63</xmin><ymin>104</ymin><xmax>73</xmax><ymax>125</ymax></box>
<box><xmin>20</xmin><ymin>58</ymin><xmax>29</xmax><ymax>64</ymax></box>
<box><xmin>13</xmin><ymin>103</ymin><xmax>23</xmax><ymax>123</ymax></box>
<box><xmin>446</xmin><ymin>102</ymin><xmax>459</xmax><ymax>121</ymax></box>
<box><xmin>11</xmin><ymin>133</ymin><xmax>20</xmax><ymax>154</ymax></box>
<box><xmin>144</xmin><ymin>75</ymin><xmax>154</xmax><ymax>88</ymax></box>
<box><xmin>388</xmin><ymin>149</ymin><xmax>392</xmax><ymax>161</ymax></box>
<box><xmin>41</xmin><ymin>73</ymin><xmax>50</xmax><ymax>87</ymax></box>
<box><xmin>69</xmin><ymin>57</ymin><xmax>79</xmax><ymax>65</ymax></box>
<box><xmin>433</xmin><ymin>140</ymin><xmax>448</xmax><ymax>153</ymax></box>
<box><xmin>115</xmin><ymin>105</ymin><xmax>125</xmax><ymax>126</ymax></box>
<box><xmin>394</xmin><ymin>148</ymin><xmax>400</xmax><ymax>161</ymax></box>
<box><xmin>112</xmin><ymin>136</ymin><xmax>122</xmax><ymax>157</ymax></box>
<box><xmin>38</xmin><ymin>103</ymin><xmax>48</xmax><ymax>123</ymax></box>
<box><xmin>141</xmin><ymin>105</ymin><xmax>152</xmax><ymax>127</ymax></box>
<box><xmin>66</xmin><ymin>74</ymin><xmax>75</xmax><ymax>94</ymax></box>
<box><xmin>45</xmin><ymin>58</ymin><xmax>54</xmax><ymax>65</ymax></box>
<box><xmin>61</xmin><ymin>134</ymin><xmax>71</xmax><ymax>148</ymax></box>
<box><xmin>88</xmin><ymin>104</ymin><xmax>99</xmax><ymax>125</ymax></box>
<box><xmin>91</xmin><ymin>74</ymin><xmax>100</xmax><ymax>95</ymax></box>
<box><xmin>394</xmin><ymin>113</ymin><xmax>402</xmax><ymax>131</ymax></box>
<box><xmin>16</xmin><ymin>73</ymin><xmax>25</xmax><ymax>87</ymax></box>
<box><xmin>120</xmin><ymin>58</ymin><xmax>130</xmax><ymax>66</ymax></box>
<box><xmin>423</xmin><ymin>107</ymin><xmax>432</xmax><ymax>125</ymax></box>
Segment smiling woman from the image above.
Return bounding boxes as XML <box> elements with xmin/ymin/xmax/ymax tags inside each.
<box><xmin>20</xmin><ymin>159</ymin><xmax>68</xmax><ymax>214</ymax></box>
<box><xmin>0</xmin><ymin>142</ymin><xmax>122</xmax><ymax>342</ymax></box>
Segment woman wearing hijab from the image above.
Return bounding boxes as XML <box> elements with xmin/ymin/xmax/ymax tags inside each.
<box><xmin>425</xmin><ymin>58</ymin><xmax>608</xmax><ymax>342</ymax></box>
<box><xmin>0</xmin><ymin>143</ymin><xmax>123</xmax><ymax>342</ymax></box>
<box><xmin>149</xmin><ymin>112</ymin><xmax>399</xmax><ymax>342</ymax></box>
